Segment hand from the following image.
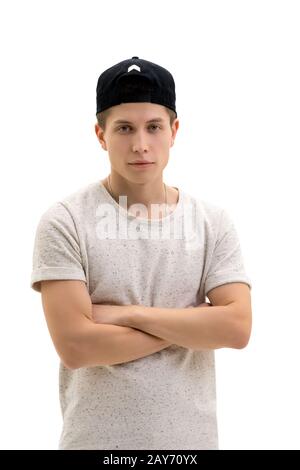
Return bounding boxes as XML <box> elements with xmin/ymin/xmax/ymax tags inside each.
<box><xmin>92</xmin><ymin>303</ymin><xmax>134</xmax><ymax>327</ymax></box>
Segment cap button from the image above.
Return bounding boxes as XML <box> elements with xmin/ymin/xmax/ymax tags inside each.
<box><xmin>131</xmin><ymin>56</ymin><xmax>139</xmax><ymax>59</ymax></box>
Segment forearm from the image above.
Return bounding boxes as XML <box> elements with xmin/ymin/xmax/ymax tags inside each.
<box><xmin>125</xmin><ymin>304</ymin><xmax>244</xmax><ymax>350</ymax></box>
<box><xmin>72</xmin><ymin>322</ymin><xmax>172</xmax><ymax>369</ymax></box>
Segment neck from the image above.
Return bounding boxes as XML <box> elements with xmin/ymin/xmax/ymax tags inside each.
<box><xmin>104</xmin><ymin>171</ymin><xmax>169</xmax><ymax>219</ymax></box>
<box><xmin>106</xmin><ymin>172</ymin><xmax>167</xmax><ymax>207</ymax></box>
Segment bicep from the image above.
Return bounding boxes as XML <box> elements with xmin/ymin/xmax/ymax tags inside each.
<box><xmin>206</xmin><ymin>282</ymin><xmax>251</xmax><ymax>310</ymax></box>
<box><xmin>206</xmin><ymin>282</ymin><xmax>252</xmax><ymax>347</ymax></box>
<box><xmin>40</xmin><ymin>280</ymin><xmax>93</xmax><ymax>368</ymax></box>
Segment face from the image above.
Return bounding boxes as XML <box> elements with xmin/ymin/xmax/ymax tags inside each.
<box><xmin>95</xmin><ymin>102</ymin><xmax>179</xmax><ymax>184</ymax></box>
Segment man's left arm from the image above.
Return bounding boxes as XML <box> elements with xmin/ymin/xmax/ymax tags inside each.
<box><xmin>92</xmin><ymin>282</ymin><xmax>252</xmax><ymax>350</ymax></box>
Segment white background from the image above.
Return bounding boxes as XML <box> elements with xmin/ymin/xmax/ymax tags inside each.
<box><xmin>0</xmin><ymin>0</ymin><xmax>299</xmax><ymax>450</ymax></box>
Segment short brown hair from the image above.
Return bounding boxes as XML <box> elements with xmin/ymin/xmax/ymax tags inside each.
<box><xmin>96</xmin><ymin>106</ymin><xmax>177</xmax><ymax>132</ymax></box>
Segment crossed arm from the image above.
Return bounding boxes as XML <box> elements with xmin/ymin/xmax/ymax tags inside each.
<box><xmin>41</xmin><ymin>280</ymin><xmax>251</xmax><ymax>369</ymax></box>
<box><xmin>92</xmin><ymin>283</ymin><xmax>252</xmax><ymax>351</ymax></box>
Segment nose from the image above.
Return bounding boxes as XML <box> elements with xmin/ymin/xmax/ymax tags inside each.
<box><xmin>132</xmin><ymin>131</ymin><xmax>149</xmax><ymax>153</ymax></box>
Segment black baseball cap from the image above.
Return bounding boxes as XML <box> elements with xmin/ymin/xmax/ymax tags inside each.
<box><xmin>96</xmin><ymin>56</ymin><xmax>177</xmax><ymax>118</ymax></box>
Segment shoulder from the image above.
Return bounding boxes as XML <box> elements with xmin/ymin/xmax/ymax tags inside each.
<box><xmin>60</xmin><ymin>180</ymin><xmax>104</xmax><ymax>211</ymax></box>
<box><xmin>181</xmin><ymin>190</ymin><xmax>225</xmax><ymax>226</ymax></box>
<box><xmin>38</xmin><ymin>180</ymin><xmax>105</xmax><ymax>225</ymax></box>
<box><xmin>180</xmin><ymin>190</ymin><xmax>239</xmax><ymax>246</ymax></box>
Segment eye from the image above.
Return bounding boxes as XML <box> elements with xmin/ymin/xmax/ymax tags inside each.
<box><xmin>117</xmin><ymin>124</ymin><xmax>161</xmax><ymax>133</ymax></box>
<box><xmin>118</xmin><ymin>125</ymin><xmax>131</xmax><ymax>132</ymax></box>
<box><xmin>149</xmin><ymin>124</ymin><xmax>160</xmax><ymax>131</ymax></box>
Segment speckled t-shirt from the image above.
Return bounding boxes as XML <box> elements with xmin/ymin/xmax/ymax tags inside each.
<box><xmin>30</xmin><ymin>180</ymin><xmax>251</xmax><ymax>450</ymax></box>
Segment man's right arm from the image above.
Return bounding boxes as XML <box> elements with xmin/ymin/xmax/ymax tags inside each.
<box><xmin>40</xmin><ymin>280</ymin><xmax>172</xmax><ymax>369</ymax></box>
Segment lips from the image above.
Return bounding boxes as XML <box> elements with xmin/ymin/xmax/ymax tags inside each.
<box><xmin>129</xmin><ymin>161</ymin><xmax>154</xmax><ymax>165</ymax></box>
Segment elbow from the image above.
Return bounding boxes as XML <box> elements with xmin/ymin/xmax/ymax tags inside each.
<box><xmin>61</xmin><ymin>352</ymin><xmax>82</xmax><ymax>370</ymax></box>
<box><xmin>232</xmin><ymin>320</ymin><xmax>252</xmax><ymax>349</ymax></box>
<box><xmin>63</xmin><ymin>357</ymin><xmax>81</xmax><ymax>370</ymax></box>
<box><xmin>226</xmin><ymin>304</ymin><xmax>252</xmax><ymax>349</ymax></box>
<box><xmin>233</xmin><ymin>332</ymin><xmax>250</xmax><ymax>349</ymax></box>
<box><xmin>59</xmin><ymin>340</ymin><xmax>84</xmax><ymax>370</ymax></box>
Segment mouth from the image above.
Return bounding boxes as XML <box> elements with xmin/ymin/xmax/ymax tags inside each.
<box><xmin>128</xmin><ymin>162</ymin><xmax>155</xmax><ymax>168</ymax></box>
<box><xmin>128</xmin><ymin>162</ymin><xmax>155</xmax><ymax>165</ymax></box>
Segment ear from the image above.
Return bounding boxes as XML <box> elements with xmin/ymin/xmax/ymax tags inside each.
<box><xmin>95</xmin><ymin>123</ymin><xmax>107</xmax><ymax>151</ymax></box>
<box><xmin>170</xmin><ymin>119</ymin><xmax>179</xmax><ymax>146</ymax></box>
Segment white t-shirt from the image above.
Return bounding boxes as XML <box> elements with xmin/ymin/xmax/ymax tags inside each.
<box><xmin>30</xmin><ymin>180</ymin><xmax>251</xmax><ymax>450</ymax></box>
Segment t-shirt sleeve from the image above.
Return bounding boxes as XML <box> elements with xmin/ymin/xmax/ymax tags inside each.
<box><xmin>30</xmin><ymin>202</ymin><xmax>87</xmax><ymax>293</ymax></box>
<box><xmin>204</xmin><ymin>208</ymin><xmax>252</xmax><ymax>296</ymax></box>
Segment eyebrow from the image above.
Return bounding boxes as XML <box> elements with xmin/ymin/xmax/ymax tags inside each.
<box><xmin>112</xmin><ymin>117</ymin><xmax>165</xmax><ymax>125</ymax></box>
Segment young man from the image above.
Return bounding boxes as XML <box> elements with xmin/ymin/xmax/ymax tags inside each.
<box><xmin>30</xmin><ymin>57</ymin><xmax>252</xmax><ymax>450</ymax></box>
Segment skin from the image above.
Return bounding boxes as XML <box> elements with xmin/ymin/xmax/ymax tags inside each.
<box><xmin>40</xmin><ymin>105</ymin><xmax>251</xmax><ymax>370</ymax></box>
<box><xmin>91</xmin><ymin>296</ymin><xmax>251</xmax><ymax>350</ymax></box>
<box><xmin>94</xmin><ymin>102</ymin><xmax>180</xmax><ymax>218</ymax></box>
<box><xmin>87</xmin><ymin>103</ymin><xmax>251</xmax><ymax>354</ymax></box>
<box><xmin>91</xmin><ymin>302</ymin><xmax>212</xmax><ymax>326</ymax></box>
